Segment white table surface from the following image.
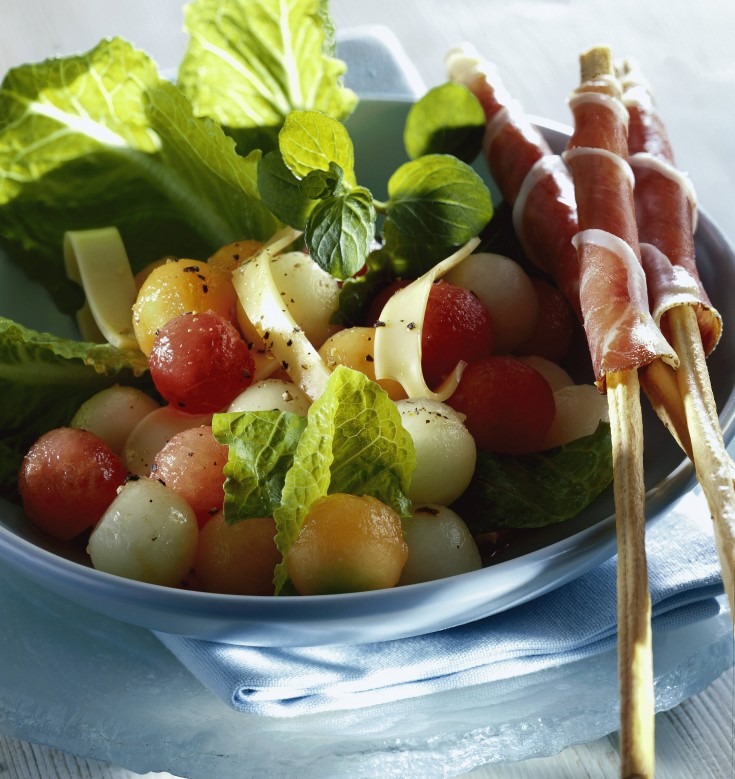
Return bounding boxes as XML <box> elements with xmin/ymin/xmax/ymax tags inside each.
<box><xmin>1</xmin><ymin>1</ymin><xmax>734</xmax><ymax>777</ymax></box>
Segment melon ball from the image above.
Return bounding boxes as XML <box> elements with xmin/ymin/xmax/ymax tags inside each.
<box><xmin>71</xmin><ymin>385</ymin><xmax>160</xmax><ymax>454</ymax></box>
<box><xmin>121</xmin><ymin>405</ymin><xmax>213</xmax><ymax>477</ymax></box>
<box><xmin>396</xmin><ymin>399</ymin><xmax>476</xmax><ymax>505</ymax></box>
<box><xmin>399</xmin><ymin>504</ymin><xmax>482</xmax><ymax>585</ymax></box>
<box><xmin>287</xmin><ymin>493</ymin><xmax>408</xmax><ymax>595</ymax></box>
<box><xmin>88</xmin><ymin>478</ymin><xmax>198</xmax><ymax>587</ymax></box>
<box><xmin>227</xmin><ymin>378</ymin><xmax>311</xmax><ymax>415</ymax></box>
<box><xmin>194</xmin><ymin>515</ymin><xmax>281</xmax><ymax>595</ymax></box>
<box><xmin>444</xmin><ymin>252</ymin><xmax>538</xmax><ymax>353</ymax></box>
<box><xmin>268</xmin><ymin>251</ymin><xmax>341</xmax><ymax>347</ymax></box>
<box><xmin>542</xmin><ymin>384</ymin><xmax>609</xmax><ymax>449</ymax></box>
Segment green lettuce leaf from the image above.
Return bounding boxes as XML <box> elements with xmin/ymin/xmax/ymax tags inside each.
<box><xmin>178</xmin><ymin>0</ymin><xmax>357</xmax><ymax>154</ymax></box>
<box><xmin>213</xmin><ymin>410</ymin><xmax>309</xmax><ymax>523</ymax></box>
<box><xmin>452</xmin><ymin>423</ymin><xmax>614</xmax><ymax>530</ymax></box>
<box><xmin>0</xmin><ymin>37</ymin><xmax>279</xmax><ymax>310</ymax></box>
<box><xmin>0</xmin><ymin>317</ymin><xmax>152</xmax><ymax>500</ymax></box>
<box><xmin>273</xmin><ymin>367</ymin><xmax>415</xmax><ymax>591</ymax></box>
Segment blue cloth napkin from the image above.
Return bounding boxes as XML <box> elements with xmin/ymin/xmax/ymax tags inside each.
<box><xmin>157</xmin><ymin>490</ymin><xmax>724</xmax><ymax>717</ymax></box>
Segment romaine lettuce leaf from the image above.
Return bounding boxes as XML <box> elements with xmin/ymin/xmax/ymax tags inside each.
<box><xmin>0</xmin><ymin>37</ymin><xmax>279</xmax><ymax>311</ymax></box>
<box><xmin>213</xmin><ymin>410</ymin><xmax>309</xmax><ymax>523</ymax></box>
<box><xmin>273</xmin><ymin>367</ymin><xmax>415</xmax><ymax>591</ymax></box>
<box><xmin>178</xmin><ymin>0</ymin><xmax>357</xmax><ymax>155</ymax></box>
<box><xmin>452</xmin><ymin>422</ymin><xmax>614</xmax><ymax>530</ymax></box>
<box><xmin>0</xmin><ymin>317</ymin><xmax>152</xmax><ymax>500</ymax></box>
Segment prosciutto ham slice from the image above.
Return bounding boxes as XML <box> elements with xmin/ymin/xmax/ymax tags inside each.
<box><xmin>563</xmin><ymin>66</ymin><xmax>678</xmax><ymax>386</ymax></box>
<box><xmin>446</xmin><ymin>44</ymin><xmax>677</xmax><ymax>389</ymax></box>
<box><xmin>619</xmin><ymin>59</ymin><xmax>722</xmax><ymax>356</ymax></box>
<box><xmin>445</xmin><ymin>45</ymin><xmax>581</xmax><ymax>312</ymax></box>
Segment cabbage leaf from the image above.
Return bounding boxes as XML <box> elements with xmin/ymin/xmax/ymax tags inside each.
<box><xmin>0</xmin><ymin>37</ymin><xmax>278</xmax><ymax>311</ymax></box>
<box><xmin>178</xmin><ymin>0</ymin><xmax>357</xmax><ymax>154</ymax></box>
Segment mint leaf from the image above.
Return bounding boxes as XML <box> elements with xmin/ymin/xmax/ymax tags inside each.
<box><xmin>179</xmin><ymin>0</ymin><xmax>357</xmax><ymax>154</ymax></box>
<box><xmin>273</xmin><ymin>367</ymin><xmax>415</xmax><ymax>592</ymax></box>
<box><xmin>404</xmin><ymin>82</ymin><xmax>485</xmax><ymax>163</ymax></box>
<box><xmin>0</xmin><ymin>38</ymin><xmax>279</xmax><ymax>310</ymax></box>
<box><xmin>213</xmin><ymin>410</ymin><xmax>308</xmax><ymax>523</ymax></box>
<box><xmin>452</xmin><ymin>423</ymin><xmax>614</xmax><ymax>530</ymax></box>
<box><xmin>305</xmin><ymin>187</ymin><xmax>376</xmax><ymax>279</ymax></box>
<box><xmin>386</xmin><ymin>154</ymin><xmax>493</xmax><ymax>246</ymax></box>
<box><xmin>0</xmin><ymin>317</ymin><xmax>152</xmax><ymax>500</ymax></box>
<box><xmin>380</xmin><ymin>219</ymin><xmax>461</xmax><ymax>278</ymax></box>
<box><xmin>258</xmin><ymin>150</ymin><xmax>319</xmax><ymax>229</ymax></box>
<box><xmin>301</xmin><ymin>162</ymin><xmax>345</xmax><ymax>200</ymax></box>
<box><xmin>279</xmin><ymin>110</ymin><xmax>357</xmax><ymax>184</ymax></box>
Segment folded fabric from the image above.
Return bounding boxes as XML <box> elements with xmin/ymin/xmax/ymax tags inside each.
<box><xmin>157</xmin><ymin>489</ymin><xmax>724</xmax><ymax>717</ymax></box>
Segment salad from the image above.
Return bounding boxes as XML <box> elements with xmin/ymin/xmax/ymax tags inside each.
<box><xmin>0</xmin><ymin>0</ymin><xmax>613</xmax><ymax>597</ymax></box>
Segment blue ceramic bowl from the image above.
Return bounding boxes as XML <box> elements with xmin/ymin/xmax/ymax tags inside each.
<box><xmin>1</xmin><ymin>101</ymin><xmax>733</xmax><ymax>646</ymax></box>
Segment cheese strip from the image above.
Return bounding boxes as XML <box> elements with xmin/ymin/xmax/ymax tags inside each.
<box><xmin>232</xmin><ymin>228</ymin><xmax>332</xmax><ymax>402</ymax></box>
<box><xmin>373</xmin><ymin>237</ymin><xmax>480</xmax><ymax>401</ymax></box>
<box><xmin>63</xmin><ymin>227</ymin><xmax>139</xmax><ymax>349</ymax></box>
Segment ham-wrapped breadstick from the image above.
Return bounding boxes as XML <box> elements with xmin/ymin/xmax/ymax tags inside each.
<box><xmin>564</xmin><ymin>46</ymin><xmax>670</xmax><ymax>779</ymax></box>
<box><xmin>619</xmin><ymin>59</ymin><xmax>735</xmax><ymax>617</ymax></box>
<box><xmin>562</xmin><ymin>55</ymin><xmax>679</xmax><ymax>385</ymax></box>
<box><xmin>621</xmin><ymin>59</ymin><xmax>721</xmax><ymax>354</ymax></box>
<box><xmin>448</xmin><ymin>42</ymin><xmax>729</xmax><ymax>779</ymax></box>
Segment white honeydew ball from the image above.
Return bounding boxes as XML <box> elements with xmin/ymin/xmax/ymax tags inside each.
<box><xmin>269</xmin><ymin>251</ymin><xmax>341</xmax><ymax>347</ymax></box>
<box><xmin>87</xmin><ymin>478</ymin><xmax>198</xmax><ymax>586</ymax></box>
<box><xmin>399</xmin><ymin>504</ymin><xmax>481</xmax><ymax>585</ymax></box>
<box><xmin>542</xmin><ymin>384</ymin><xmax>609</xmax><ymax>450</ymax></box>
<box><xmin>397</xmin><ymin>399</ymin><xmax>476</xmax><ymax>505</ymax></box>
<box><xmin>518</xmin><ymin>355</ymin><xmax>574</xmax><ymax>392</ymax></box>
<box><xmin>70</xmin><ymin>386</ymin><xmax>160</xmax><ymax>454</ymax></box>
<box><xmin>227</xmin><ymin>378</ymin><xmax>312</xmax><ymax>415</ymax></box>
<box><xmin>444</xmin><ymin>252</ymin><xmax>538</xmax><ymax>354</ymax></box>
<box><xmin>121</xmin><ymin>405</ymin><xmax>213</xmax><ymax>476</ymax></box>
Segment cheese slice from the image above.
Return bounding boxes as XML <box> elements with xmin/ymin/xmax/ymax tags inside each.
<box><xmin>63</xmin><ymin>227</ymin><xmax>139</xmax><ymax>349</ymax></box>
<box><xmin>374</xmin><ymin>237</ymin><xmax>480</xmax><ymax>401</ymax></box>
<box><xmin>233</xmin><ymin>228</ymin><xmax>332</xmax><ymax>402</ymax></box>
